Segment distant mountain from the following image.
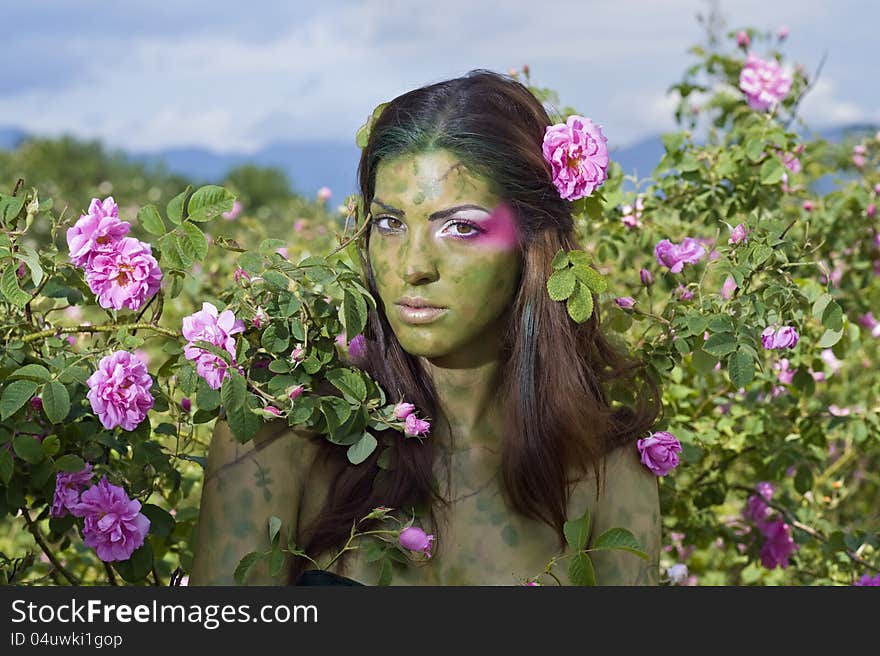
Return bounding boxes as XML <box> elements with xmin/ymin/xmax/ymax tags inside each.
<box><xmin>1</xmin><ymin>122</ymin><xmax>875</xmax><ymax>201</ymax></box>
<box><xmin>132</xmin><ymin>141</ymin><xmax>362</xmax><ymax>203</ymax></box>
<box><xmin>0</xmin><ymin>127</ymin><xmax>27</xmax><ymax>150</ymax></box>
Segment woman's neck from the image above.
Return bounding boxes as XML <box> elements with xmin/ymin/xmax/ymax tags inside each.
<box><xmin>420</xmin><ymin>345</ymin><xmax>504</xmax><ymax>450</ymax></box>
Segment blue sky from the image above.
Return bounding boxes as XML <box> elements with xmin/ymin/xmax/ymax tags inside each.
<box><xmin>2</xmin><ymin>0</ymin><xmax>877</xmax><ymax>154</ymax></box>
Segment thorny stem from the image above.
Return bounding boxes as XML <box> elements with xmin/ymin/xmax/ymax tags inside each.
<box><xmin>20</xmin><ymin>323</ymin><xmax>178</xmax><ymax>343</ymax></box>
<box><xmin>20</xmin><ymin>507</ymin><xmax>81</xmax><ymax>585</ymax></box>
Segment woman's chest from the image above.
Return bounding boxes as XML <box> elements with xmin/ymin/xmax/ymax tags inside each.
<box><xmin>317</xmin><ymin>447</ymin><xmax>593</xmax><ymax>585</ymax></box>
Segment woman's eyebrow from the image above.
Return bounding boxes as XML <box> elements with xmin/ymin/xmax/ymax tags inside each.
<box><xmin>372</xmin><ymin>198</ymin><xmax>489</xmax><ymax>221</ymax></box>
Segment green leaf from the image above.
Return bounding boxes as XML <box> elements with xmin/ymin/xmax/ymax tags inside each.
<box><xmin>745</xmin><ymin>138</ymin><xmax>765</xmax><ymax>162</ymax></box>
<box><xmin>113</xmin><ymin>543</ymin><xmax>154</xmax><ymax>583</ymax></box>
<box><xmin>238</xmin><ymin>251</ymin><xmax>263</xmax><ymax>274</ymax></box>
<box><xmin>325</xmin><ymin>368</ymin><xmax>367</xmax><ymax>403</ymax></box>
<box><xmin>760</xmin><ymin>157</ymin><xmax>785</xmax><ymax>185</ymax></box>
<box><xmin>817</xmin><ymin>326</ymin><xmax>844</xmax><ymax>349</ymax></box>
<box><xmin>0</xmin><ymin>449</ymin><xmax>14</xmax><ymax>484</ymax></box>
<box><xmin>551</xmin><ymin>249</ymin><xmax>569</xmax><ymax>270</ymax></box>
<box><xmin>1</xmin><ymin>263</ymin><xmax>31</xmax><ymax>306</ymax></box>
<box><xmin>41</xmin><ymin>435</ymin><xmax>60</xmax><ymax>457</ymax></box>
<box><xmin>221</xmin><ymin>371</ymin><xmax>260</xmax><ymax>443</ymax></box>
<box><xmin>566</xmin><ymin>282</ymin><xmax>594</xmax><ymax>323</ymax></box>
<box><xmin>547</xmin><ymin>268</ymin><xmax>575</xmax><ymax>301</ymax></box>
<box><xmin>376</xmin><ymin>558</ymin><xmax>393</xmax><ymax>586</ymax></box>
<box><xmin>258</xmin><ymin>238</ymin><xmax>287</xmax><ymax>252</ymax></box>
<box><xmin>320</xmin><ymin>396</ymin><xmax>352</xmax><ymax>435</ymax></box>
<box><xmin>728</xmin><ymin>349</ymin><xmax>755</xmax><ymax>388</ymax></box>
<box><xmin>0</xmin><ymin>194</ymin><xmax>25</xmax><ymax>226</ymax></box>
<box><xmin>687</xmin><ymin>315</ymin><xmax>709</xmax><ymax>336</ymax></box>
<box><xmin>157</xmin><ymin>233</ymin><xmax>184</xmax><ymax>268</ymax></box>
<box><xmin>703</xmin><ymin>332</ymin><xmax>737</xmax><ymax>357</ymax></box>
<box><xmin>568</xmin><ymin>250</ymin><xmax>591</xmax><ymax>267</ymax></box>
<box><xmin>196</xmin><ymin>380</ymin><xmax>221</xmax><ymax>411</ymax></box>
<box><xmin>568</xmin><ymin>552</ymin><xmax>596</xmax><ymax>586</ymax></box>
<box><xmin>794</xmin><ymin>466</ymin><xmax>813</xmax><ymax>495</ymax></box>
<box><xmin>261</xmin><ymin>324</ymin><xmax>290</xmax><ymax>353</ymax></box>
<box><xmin>821</xmin><ymin>300</ymin><xmax>843</xmax><ymax>331</ymax></box>
<box><xmin>17</xmin><ymin>246</ymin><xmax>43</xmax><ymax>287</ymax></box>
<box><xmin>708</xmin><ymin>314</ymin><xmax>735</xmax><ymax>334</ymax></box>
<box><xmin>262</xmin><ymin>270</ymin><xmax>289</xmax><ymax>291</ymax></box>
<box><xmin>234</xmin><ymin>552</ymin><xmax>264</xmax><ymax>584</ymax></box>
<box><xmin>679</xmin><ymin>154</ymin><xmax>700</xmax><ymax>172</ymax></box>
<box><xmin>8</xmin><ymin>364</ymin><xmax>51</xmax><ymax>382</ymax></box>
<box><xmin>572</xmin><ymin>264</ymin><xmax>608</xmax><ymax>294</ymax></box>
<box><xmin>563</xmin><ymin>508</ymin><xmax>591</xmax><ymax>552</ymax></box>
<box><xmin>187</xmin><ymin>185</ymin><xmax>235</xmax><ymax>222</ymax></box>
<box><xmin>341</xmin><ymin>289</ymin><xmax>368</xmax><ymax>338</ymax></box>
<box><xmin>179</xmin><ymin>222</ymin><xmax>208</xmax><ymax>262</ymax></box>
<box><xmin>268</xmin><ymin>515</ymin><xmax>282</xmax><ymax>545</ymax></box>
<box><xmin>137</xmin><ymin>204</ymin><xmax>165</xmax><ymax>236</ymax></box>
<box><xmin>347</xmin><ymin>432</ymin><xmax>377</xmax><ymax>465</ymax></box>
<box><xmin>268</xmin><ymin>548</ymin><xmax>284</xmax><ymax>577</ymax></box>
<box><xmin>42</xmin><ymin>381</ymin><xmax>70</xmax><ymax>424</ymax></box>
<box><xmin>1</xmin><ymin>379</ymin><xmax>38</xmax><ymax>420</ymax></box>
<box><xmin>662</xmin><ymin>132</ymin><xmax>685</xmax><ymax>154</ymax></box>
<box><xmin>591</xmin><ymin>528</ymin><xmax>649</xmax><ymax>560</ymax></box>
<box><xmin>13</xmin><ymin>435</ymin><xmax>44</xmax><ymax>464</ymax></box>
<box><xmin>141</xmin><ymin>504</ymin><xmax>176</xmax><ymax>537</ymax></box>
<box><xmin>166</xmin><ymin>186</ymin><xmax>192</xmax><ymax>225</ymax></box>
<box><xmin>750</xmin><ymin>243</ymin><xmax>773</xmax><ymax>267</ymax></box>
<box><xmin>54</xmin><ymin>454</ymin><xmax>85</xmax><ymax>472</ymax></box>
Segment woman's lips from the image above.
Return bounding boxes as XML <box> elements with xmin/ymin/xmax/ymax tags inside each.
<box><xmin>396</xmin><ymin>303</ymin><xmax>448</xmax><ymax>325</ymax></box>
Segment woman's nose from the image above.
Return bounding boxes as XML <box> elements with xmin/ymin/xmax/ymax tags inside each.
<box><xmin>401</xmin><ymin>229</ymin><xmax>439</xmax><ymax>285</ymax></box>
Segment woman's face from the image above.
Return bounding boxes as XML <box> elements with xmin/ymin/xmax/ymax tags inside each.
<box><xmin>367</xmin><ymin>149</ymin><xmax>522</xmax><ymax>361</ymax></box>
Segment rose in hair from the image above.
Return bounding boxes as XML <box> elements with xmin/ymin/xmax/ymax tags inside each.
<box><xmin>542</xmin><ymin>115</ymin><xmax>609</xmax><ymax>201</ymax></box>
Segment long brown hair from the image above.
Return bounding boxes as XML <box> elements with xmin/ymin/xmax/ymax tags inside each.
<box><xmin>289</xmin><ymin>69</ymin><xmax>663</xmax><ymax>583</ymax></box>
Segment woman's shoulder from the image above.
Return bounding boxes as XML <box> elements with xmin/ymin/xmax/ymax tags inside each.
<box><xmin>208</xmin><ymin>414</ymin><xmax>325</xmax><ymax>477</ymax></box>
<box><xmin>567</xmin><ymin>442</ymin><xmax>658</xmax><ymax>520</ymax></box>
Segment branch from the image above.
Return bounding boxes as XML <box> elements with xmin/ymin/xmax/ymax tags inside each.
<box><xmin>20</xmin><ymin>322</ymin><xmax>178</xmax><ymax>343</ymax></box>
<box><xmin>20</xmin><ymin>507</ymin><xmax>81</xmax><ymax>585</ymax></box>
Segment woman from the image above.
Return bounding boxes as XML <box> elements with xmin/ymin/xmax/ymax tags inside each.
<box><xmin>190</xmin><ymin>69</ymin><xmax>664</xmax><ymax>586</ymax></box>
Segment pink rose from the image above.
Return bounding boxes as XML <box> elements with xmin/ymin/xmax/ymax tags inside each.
<box><xmin>404</xmin><ymin>413</ymin><xmax>431</xmax><ymax>438</ymax></box>
<box><xmin>542</xmin><ymin>115</ymin><xmax>609</xmax><ymax>201</ymax></box>
<box><xmin>637</xmin><ymin>431</ymin><xmax>682</xmax><ymax>476</ymax></box>
<box><xmin>393</xmin><ymin>402</ymin><xmax>416</xmax><ymax>420</ymax></box>
<box><xmin>728</xmin><ymin>223</ymin><xmax>749</xmax><ymax>245</ymax></box>
<box><xmin>615</xmin><ymin>296</ymin><xmax>636</xmax><ymax>309</ymax></box>
<box><xmin>739</xmin><ymin>54</ymin><xmax>792</xmax><ymax>111</ymax></box>
<box><xmin>654</xmin><ymin>237</ymin><xmax>706</xmax><ymax>273</ymax></box>
<box><xmin>84</xmin><ymin>237</ymin><xmax>162</xmax><ymax>311</ymax></box>
<box><xmin>86</xmin><ymin>350</ymin><xmax>154</xmax><ymax>431</ymax></box>
<box><xmin>69</xmin><ymin>476</ymin><xmax>150</xmax><ymax>562</ymax></box>
<box><xmin>66</xmin><ymin>197</ymin><xmax>130</xmax><ymax>268</ymax></box>
<box><xmin>398</xmin><ymin>526</ymin><xmax>434</xmax><ymax>557</ymax></box>
<box><xmin>720</xmin><ymin>275</ymin><xmax>738</xmax><ymax>300</ymax></box>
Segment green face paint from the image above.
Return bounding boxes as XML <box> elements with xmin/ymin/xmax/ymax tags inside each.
<box><xmin>368</xmin><ymin>149</ymin><xmax>522</xmax><ymax>363</ymax></box>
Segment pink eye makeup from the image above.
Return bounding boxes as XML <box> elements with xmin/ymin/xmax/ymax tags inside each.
<box><xmin>371</xmin><ymin>201</ymin><xmax>519</xmax><ymax>249</ymax></box>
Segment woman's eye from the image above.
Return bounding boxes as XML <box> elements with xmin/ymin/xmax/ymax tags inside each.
<box><xmin>376</xmin><ymin>216</ymin><xmax>403</xmax><ymax>231</ymax></box>
<box><xmin>444</xmin><ymin>220</ymin><xmax>483</xmax><ymax>238</ymax></box>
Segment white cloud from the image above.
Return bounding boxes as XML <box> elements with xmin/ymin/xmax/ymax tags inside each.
<box><xmin>798</xmin><ymin>78</ymin><xmax>871</xmax><ymax>126</ymax></box>
<box><xmin>0</xmin><ymin>0</ymin><xmax>875</xmax><ymax>153</ymax></box>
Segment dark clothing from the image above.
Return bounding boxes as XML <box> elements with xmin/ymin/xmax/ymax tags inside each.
<box><xmin>295</xmin><ymin>569</ymin><xmax>365</xmax><ymax>586</ymax></box>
